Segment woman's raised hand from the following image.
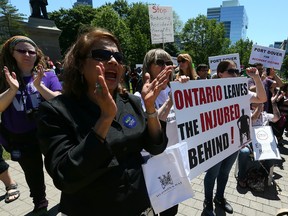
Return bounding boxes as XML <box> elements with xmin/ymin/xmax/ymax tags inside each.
<box><xmin>141</xmin><ymin>66</ymin><xmax>172</xmax><ymax>110</ymax></box>
<box><xmin>33</xmin><ymin>65</ymin><xmax>45</xmax><ymax>87</ymax></box>
<box><xmin>3</xmin><ymin>66</ymin><xmax>19</xmax><ymax>92</ymax></box>
<box><xmin>93</xmin><ymin>63</ymin><xmax>117</xmax><ymax>118</ymax></box>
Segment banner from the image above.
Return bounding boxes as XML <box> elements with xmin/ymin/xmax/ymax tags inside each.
<box><xmin>251</xmin><ymin>126</ymin><xmax>281</xmax><ymax>160</ymax></box>
<box><xmin>208</xmin><ymin>53</ymin><xmax>240</xmax><ymax>74</ymax></box>
<box><xmin>148</xmin><ymin>5</ymin><xmax>174</xmax><ymax>44</ymax></box>
<box><xmin>249</xmin><ymin>45</ymin><xmax>285</xmax><ymax>70</ymax></box>
<box><xmin>170</xmin><ymin>78</ymin><xmax>251</xmax><ymax>180</ymax></box>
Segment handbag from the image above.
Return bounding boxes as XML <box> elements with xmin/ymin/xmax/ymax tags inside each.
<box><xmin>142</xmin><ymin>142</ymin><xmax>194</xmax><ymax>214</ymax></box>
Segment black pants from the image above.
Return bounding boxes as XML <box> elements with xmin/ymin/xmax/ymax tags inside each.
<box><xmin>17</xmin><ymin>142</ymin><xmax>47</xmax><ymax>206</ymax></box>
<box><xmin>4</xmin><ymin>137</ymin><xmax>47</xmax><ymax>208</ymax></box>
<box><xmin>158</xmin><ymin>205</ymin><xmax>178</xmax><ymax>216</ymax></box>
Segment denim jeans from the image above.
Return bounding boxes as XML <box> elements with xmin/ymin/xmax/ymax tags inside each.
<box><xmin>204</xmin><ymin>151</ymin><xmax>238</xmax><ymax>202</ymax></box>
<box><xmin>238</xmin><ymin>146</ymin><xmax>256</xmax><ymax>180</ymax></box>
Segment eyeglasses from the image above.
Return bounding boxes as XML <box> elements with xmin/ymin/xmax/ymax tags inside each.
<box><xmin>155</xmin><ymin>59</ymin><xmax>173</xmax><ymax>67</ymax></box>
<box><xmin>89</xmin><ymin>49</ymin><xmax>124</xmax><ymax>64</ymax></box>
<box><xmin>227</xmin><ymin>68</ymin><xmax>239</xmax><ymax>74</ymax></box>
<box><xmin>14</xmin><ymin>49</ymin><xmax>37</xmax><ymax>56</ymax></box>
<box><xmin>177</xmin><ymin>59</ymin><xmax>187</xmax><ymax>64</ymax></box>
<box><xmin>200</xmin><ymin>69</ymin><xmax>209</xmax><ymax>72</ymax></box>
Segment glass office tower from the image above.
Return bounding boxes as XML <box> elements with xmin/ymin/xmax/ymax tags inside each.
<box><xmin>74</xmin><ymin>0</ymin><xmax>93</xmax><ymax>7</ymax></box>
<box><xmin>207</xmin><ymin>0</ymin><xmax>248</xmax><ymax>44</ymax></box>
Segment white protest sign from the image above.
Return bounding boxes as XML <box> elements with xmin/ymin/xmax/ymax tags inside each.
<box><xmin>251</xmin><ymin>126</ymin><xmax>281</xmax><ymax>160</ymax></box>
<box><xmin>208</xmin><ymin>53</ymin><xmax>240</xmax><ymax>74</ymax></box>
<box><xmin>170</xmin><ymin>78</ymin><xmax>251</xmax><ymax>180</ymax></box>
<box><xmin>148</xmin><ymin>5</ymin><xmax>174</xmax><ymax>44</ymax></box>
<box><xmin>135</xmin><ymin>64</ymin><xmax>143</xmax><ymax>69</ymax></box>
<box><xmin>249</xmin><ymin>45</ymin><xmax>285</xmax><ymax>70</ymax></box>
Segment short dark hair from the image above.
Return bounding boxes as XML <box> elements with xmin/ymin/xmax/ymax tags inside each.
<box><xmin>196</xmin><ymin>64</ymin><xmax>208</xmax><ymax>72</ymax></box>
<box><xmin>253</xmin><ymin>62</ymin><xmax>263</xmax><ymax>67</ymax></box>
<box><xmin>217</xmin><ymin>60</ymin><xmax>236</xmax><ymax>76</ymax></box>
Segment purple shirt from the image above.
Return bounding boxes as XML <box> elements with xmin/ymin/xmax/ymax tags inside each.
<box><xmin>1</xmin><ymin>71</ymin><xmax>62</xmax><ymax>134</ymax></box>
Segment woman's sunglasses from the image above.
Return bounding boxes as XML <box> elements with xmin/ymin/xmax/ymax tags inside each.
<box><xmin>177</xmin><ymin>59</ymin><xmax>187</xmax><ymax>64</ymax></box>
<box><xmin>155</xmin><ymin>59</ymin><xmax>173</xmax><ymax>67</ymax></box>
<box><xmin>14</xmin><ymin>49</ymin><xmax>37</xmax><ymax>56</ymax></box>
<box><xmin>90</xmin><ymin>49</ymin><xmax>124</xmax><ymax>64</ymax></box>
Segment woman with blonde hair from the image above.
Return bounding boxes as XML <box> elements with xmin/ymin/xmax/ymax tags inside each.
<box><xmin>176</xmin><ymin>53</ymin><xmax>197</xmax><ymax>80</ymax></box>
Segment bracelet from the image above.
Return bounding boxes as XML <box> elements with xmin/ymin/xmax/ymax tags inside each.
<box><xmin>145</xmin><ymin>110</ymin><xmax>158</xmax><ymax>118</ymax></box>
<box><xmin>91</xmin><ymin>128</ymin><xmax>106</xmax><ymax>143</ymax></box>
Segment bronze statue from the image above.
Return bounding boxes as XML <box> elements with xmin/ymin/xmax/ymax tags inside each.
<box><xmin>30</xmin><ymin>0</ymin><xmax>48</xmax><ymax>19</ymax></box>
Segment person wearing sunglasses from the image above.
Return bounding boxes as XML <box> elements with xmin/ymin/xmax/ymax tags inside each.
<box><xmin>0</xmin><ymin>35</ymin><xmax>62</xmax><ymax>214</ymax></box>
<box><xmin>176</xmin><ymin>54</ymin><xmax>198</xmax><ymax>81</ymax></box>
<box><xmin>36</xmin><ymin>28</ymin><xmax>170</xmax><ymax>216</ymax></box>
<box><xmin>196</xmin><ymin>64</ymin><xmax>210</xmax><ymax>80</ymax></box>
<box><xmin>202</xmin><ymin>60</ymin><xmax>266</xmax><ymax>216</ymax></box>
<box><xmin>133</xmin><ymin>48</ymin><xmax>190</xmax><ymax>216</ymax></box>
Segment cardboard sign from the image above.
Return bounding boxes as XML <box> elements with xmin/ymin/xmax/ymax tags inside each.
<box><xmin>249</xmin><ymin>45</ymin><xmax>285</xmax><ymax>70</ymax></box>
<box><xmin>208</xmin><ymin>53</ymin><xmax>240</xmax><ymax>74</ymax></box>
<box><xmin>148</xmin><ymin>5</ymin><xmax>174</xmax><ymax>44</ymax></box>
<box><xmin>251</xmin><ymin>126</ymin><xmax>281</xmax><ymax>160</ymax></box>
<box><xmin>170</xmin><ymin>77</ymin><xmax>251</xmax><ymax>180</ymax></box>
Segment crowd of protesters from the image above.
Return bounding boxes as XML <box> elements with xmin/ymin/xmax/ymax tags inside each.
<box><xmin>0</xmin><ymin>29</ymin><xmax>287</xmax><ymax>216</ymax></box>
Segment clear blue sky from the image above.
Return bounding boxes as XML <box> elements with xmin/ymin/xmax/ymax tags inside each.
<box><xmin>10</xmin><ymin>0</ymin><xmax>288</xmax><ymax>47</ymax></box>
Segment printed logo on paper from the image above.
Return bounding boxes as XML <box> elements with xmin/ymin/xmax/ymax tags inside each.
<box><xmin>158</xmin><ymin>172</ymin><xmax>173</xmax><ymax>189</ymax></box>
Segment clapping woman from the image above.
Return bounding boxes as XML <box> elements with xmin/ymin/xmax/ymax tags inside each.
<box><xmin>36</xmin><ymin>28</ymin><xmax>171</xmax><ymax>215</ymax></box>
<box><xmin>0</xmin><ymin>36</ymin><xmax>62</xmax><ymax>214</ymax></box>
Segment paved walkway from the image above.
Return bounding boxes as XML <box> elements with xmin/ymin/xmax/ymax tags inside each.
<box><xmin>1</xmin><ymin>143</ymin><xmax>288</xmax><ymax>216</ymax></box>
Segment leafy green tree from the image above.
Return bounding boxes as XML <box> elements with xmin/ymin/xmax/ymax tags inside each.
<box><xmin>48</xmin><ymin>1</ymin><xmax>181</xmax><ymax>67</ymax></box>
<box><xmin>125</xmin><ymin>2</ymin><xmax>152</xmax><ymax>65</ymax></box>
<box><xmin>173</xmin><ymin>11</ymin><xmax>183</xmax><ymax>35</ymax></box>
<box><xmin>226</xmin><ymin>38</ymin><xmax>254</xmax><ymax>67</ymax></box>
<box><xmin>181</xmin><ymin>15</ymin><xmax>229</xmax><ymax>65</ymax></box>
<box><xmin>0</xmin><ymin>0</ymin><xmax>26</xmax><ymax>44</ymax></box>
<box><xmin>49</xmin><ymin>5</ymin><xmax>98</xmax><ymax>55</ymax></box>
<box><xmin>91</xmin><ymin>6</ymin><xmax>133</xmax><ymax>65</ymax></box>
<box><xmin>107</xmin><ymin>0</ymin><xmax>130</xmax><ymax>19</ymax></box>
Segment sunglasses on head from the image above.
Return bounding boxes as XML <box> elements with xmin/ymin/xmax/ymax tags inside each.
<box><xmin>227</xmin><ymin>68</ymin><xmax>239</xmax><ymax>74</ymax></box>
<box><xmin>14</xmin><ymin>49</ymin><xmax>37</xmax><ymax>56</ymax></box>
<box><xmin>177</xmin><ymin>59</ymin><xmax>187</xmax><ymax>64</ymax></box>
<box><xmin>90</xmin><ymin>49</ymin><xmax>124</xmax><ymax>64</ymax></box>
<box><xmin>155</xmin><ymin>59</ymin><xmax>173</xmax><ymax>67</ymax></box>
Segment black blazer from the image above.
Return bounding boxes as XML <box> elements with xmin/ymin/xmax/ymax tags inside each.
<box><xmin>37</xmin><ymin>93</ymin><xmax>168</xmax><ymax>216</ymax></box>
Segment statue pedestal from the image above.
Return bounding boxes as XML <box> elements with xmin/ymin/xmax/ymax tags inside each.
<box><xmin>24</xmin><ymin>17</ymin><xmax>62</xmax><ymax>62</ymax></box>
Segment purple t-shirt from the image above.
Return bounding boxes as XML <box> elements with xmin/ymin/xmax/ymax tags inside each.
<box><xmin>1</xmin><ymin>71</ymin><xmax>62</xmax><ymax>134</ymax></box>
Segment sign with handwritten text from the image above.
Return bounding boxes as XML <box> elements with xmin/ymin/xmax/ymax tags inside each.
<box><xmin>148</xmin><ymin>5</ymin><xmax>174</xmax><ymax>44</ymax></box>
